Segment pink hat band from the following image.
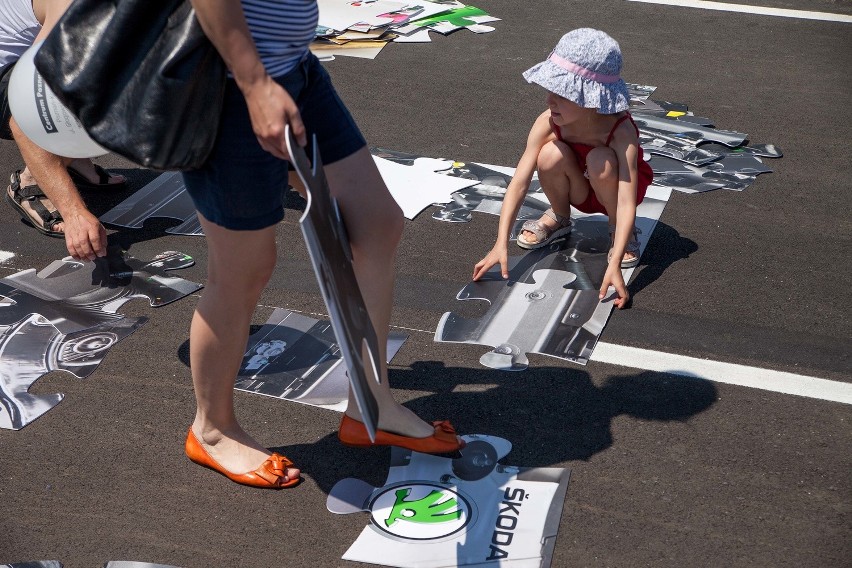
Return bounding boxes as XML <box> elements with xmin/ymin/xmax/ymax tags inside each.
<box><xmin>548</xmin><ymin>52</ymin><xmax>621</xmax><ymax>84</ymax></box>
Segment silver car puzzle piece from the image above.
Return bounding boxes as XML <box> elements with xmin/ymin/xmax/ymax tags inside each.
<box><xmin>0</xmin><ymin>250</ymin><xmax>198</xmax><ymax>430</ymax></box>
<box><xmin>699</xmin><ymin>142</ymin><xmax>783</xmax><ymax>159</ymax></box>
<box><xmin>235</xmin><ymin>308</ymin><xmax>407</xmax><ymax>412</ymax></box>
<box><xmin>286</xmin><ymin>127</ymin><xmax>380</xmax><ymax>442</ymax></box>
<box><xmin>100</xmin><ymin>172</ymin><xmax>203</xmax><ymax>236</ymax></box>
<box><xmin>1</xmin><ymin>561</ymin><xmax>63</xmax><ymax>568</ymax></box>
<box><xmin>0</xmin><ymin>313</ymin><xmax>147</xmax><ymax>430</ymax></box>
<box><xmin>328</xmin><ymin>434</ymin><xmax>570</xmax><ymax>568</ymax></box>
<box><xmin>639</xmin><ymin>130</ymin><xmax>724</xmax><ymax>166</ymax></box>
<box><xmin>633</xmin><ymin>114</ymin><xmax>748</xmax><ymax>147</ymax></box>
<box><xmin>0</xmin><ymin>250</ymin><xmax>201</xmax><ymax>334</ymax></box>
<box><xmin>435</xmin><ymin>191</ymin><xmax>669</xmax><ymax>370</ymax></box>
<box><xmin>648</xmin><ymin>156</ymin><xmax>758</xmax><ymax>192</ymax></box>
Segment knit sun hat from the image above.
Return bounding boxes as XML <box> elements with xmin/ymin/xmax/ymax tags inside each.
<box><xmin>522</xmin><ymin>28</ymin><xmax>630</xmax><ymax>114</ymax></box>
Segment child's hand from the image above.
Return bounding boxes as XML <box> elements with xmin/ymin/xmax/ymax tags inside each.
<box><xmin>473</xmin><ymin>247</ymin><xmax>509</xmax><ymax>281</ymax></box>
<box><xmin>599</xmin><ymin>265</ymin><xmax>630</xmax><ymax>309</ymax></box>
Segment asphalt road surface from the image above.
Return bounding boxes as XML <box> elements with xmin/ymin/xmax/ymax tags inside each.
<box><xmin>1</xmin><ymin>1</ymin><xmax>850</xmax><ymax>566</ymax></box>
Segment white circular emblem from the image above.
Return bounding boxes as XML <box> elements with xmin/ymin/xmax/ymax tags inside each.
<box><xmin>369</xmin><ymin>483</ymin><xmax>472</xmax><ymax>541</ymax></box>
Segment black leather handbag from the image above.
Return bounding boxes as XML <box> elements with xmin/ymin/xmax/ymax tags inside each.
<box><xmin>33</xmin><ymin>0</ymin><xmax>226</xmax><ymax>170</ymax></box>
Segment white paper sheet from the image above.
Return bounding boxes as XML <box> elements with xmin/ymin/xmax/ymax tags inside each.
<box><xmin>373</xmin><ymin>156</ymin><xmax>479</xmax><ymax>219</ymax></box>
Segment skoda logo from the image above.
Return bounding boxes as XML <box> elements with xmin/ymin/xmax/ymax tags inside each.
<box><xmin>369</xmin><ymin>483</ymin><xmax>472</xmax><ymax>541</ymax></box>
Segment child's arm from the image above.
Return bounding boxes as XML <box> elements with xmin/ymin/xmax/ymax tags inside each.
<box><xmin>473</xmin><ymin>111</ymin><xmax>553</xmax><ymax>281</ymax></box>
<box><xmin>599</xmin><ymin>123</ymin><xmax>641</xmax><ymax>308</ymax></box>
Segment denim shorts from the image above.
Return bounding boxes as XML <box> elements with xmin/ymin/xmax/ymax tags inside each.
<box><xmin>182</xmin><ymin>53</ymin><xmax>366</xmax><ymax>231</ymax></box>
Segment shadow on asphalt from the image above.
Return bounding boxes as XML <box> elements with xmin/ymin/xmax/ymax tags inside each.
<box><xmin>262</xmin><ymin>361</ymin><xmax>718</xmax><ymax>494</ymax></box>
<box><xmin>629</xmin><ymin>222</ymin><xmax>698</xmax><ymax>300</ymax></box>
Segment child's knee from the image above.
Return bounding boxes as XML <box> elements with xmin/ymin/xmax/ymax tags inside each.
<box><xmin>586</xmin><ymin>147</ymin><xmax>618</xmax><ymax>182</ymax></box>
<box><xmin>536</xmin><ymin>140</ymin><xmax>572</xmax><ymax>174</ymax></box>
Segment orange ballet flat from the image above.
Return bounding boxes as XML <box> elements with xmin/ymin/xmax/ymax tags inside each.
<box><xmin>184</xmin><ymin>428</ymin><xmax>301</xmax><ymax>489</ymax></box>
<box><xmin>338</xmin><ymin>414</ymin><xmax>465</xmax><ymax>454</ymax></box>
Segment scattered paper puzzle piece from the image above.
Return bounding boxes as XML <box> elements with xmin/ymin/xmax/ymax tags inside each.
<box><xmin>1</xmin><ymin>562</ymin><xmax>62</xmax><ymax>568</ymax></box>
<box><xmin>328</xmin><ymin>434</ymin><xmax>570</xmax><ymax>567</ymax></box>
<box><xmin>648</xmin><ymin>156</ymin><xmax>756</xmax><ymax>192</ymax></box>
<box><xmin>633</xmin><ymin>114</ymin><xmax>747</xmax><ymax>147</ymax></box>
<box><xmin>699</xmin><ymin>142</ymin><xmax>783</xmax><ymax>159</ymax></box>
<box><xmin>100</xmin><ymin>172</ymin><xmax>203</xmax><ymax>236</ymax></box>
<box><xmin>235</xmin><ymin>308</ymin><xmax>407</xmax><ymax>412</ymax></box>
<box><xmin>626</xmin><ymin>83</ymin><xmax>656</xmax><ymax>102</ymax></box>
<box><xmin>396</xmin><ymin>5</ymin><xmax>498</xmax><ymax>35</ymax></box>
<box><xmin>0</xmin><ymin>313</ymin><xmax>147</xmax><ymax>430</ymax></box>
<box><xmin>0</xmin><ymin>250</ymin><xmax>201</xmax><ymax>334</ymax></box>
<box><xmin>104</xmin><ymin>562</ymin><xmax>183</xmax><ymax>568</ymax></box>
<box><xmin>435</xmin><ymin>188</ymin><xmax>670</xmax><ymax>369</ymax></box>
<box><xmin>372</xmin><ymin>154</ymin><xmax>479</xmax><ymax>219</ymax></box>
<box><xmin>639</xmin><ymin>130</ymin><xmax>724</xmax><ymax>166</ymax></box>
<box><xmin>372</xmin><ymin>148</ymin><xmax>550</xmax><ymax>230</ymax></box>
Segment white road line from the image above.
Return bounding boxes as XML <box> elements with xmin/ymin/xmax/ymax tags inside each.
<box><xmin>591</xmin><ymin>342</ymin><xmax>852</xmax><ymax>405</ymax></box>
<box><xmin>0</xmin><ymin>251</ymin><xmax>14</xmax><ymax>264</ymax></box>
<box><xmin>627</xmin><ymin>0</ymin><xmax>852</xmax><ymax>23</ymax></box>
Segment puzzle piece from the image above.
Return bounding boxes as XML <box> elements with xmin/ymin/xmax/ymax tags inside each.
<box><xmin>287</xmin><ymin>127</ymin><xmax>382</xmax><ymax>440</ymax></box>
<box><xmin>398</xmin><ymin>5</ymin><xmax>498</xmax><ymax>34</ymax></box>
<box><xmin>435</xmin><ymin>188</ymin><xmax>670</xmax><ymax>369</ymax></box>
<box><xmin>0</xmin><ymin>250</ymin><xmax>201</xmax><ymax>333</ymax></box>
<box><xmin>104</xmin><ymin>562</ymin><xmax>182</xmax><ymax>568</ymax></box>
<box><xmin>372</xmin><ymin>148</ymin><xmax>550</xmax><ymax>229</ymax></box>
<box><xmin>100</xmin><ymin>172</ymin><xmax>203</xmax><ymax>236</ymax></box>
<box><xmin>0</xmin><ymin>313</ymin><xmax>146</xmax><ymax>430</ymax></box>
<box><xmin>648</xmin><ymin>156</ymin><xmax>756</xmax><ymax>192</ymax></box>
<box><xmin>626</xmin><ymin>83</ymin><xmax>656</xmax><ymax>102</ymax></box>
<box><xmin>639</xmin><ymin>130</ymin><xmax>724</xmax><ymax>166</ymax></box>
<box><xmin>328</xmin><ymin>434</ymin><xmax>570</xmax><ymax>568</ymax></box>
<box><xmin>235</xmin><ymin>308</ymin><xmax>407</xmax><ymax>412</ymax></box>
<box><xmin>699</xmin><ymin>142</ymin><xmax>783</xmax><ymax>159</ymax></box>
<box><xmin>633</xmin><ymin>114</ymin><xmax>747</xmax><ymax>147</ymax></box>
<box><xmin>429</xmin><ymin>161</ymin><xmax>546</xmax><ymax>224</ymax></box>
<box><xmin>1</xmin><ymin>562</ymin><xmax>62</xmax><ymax>568</ymax></box>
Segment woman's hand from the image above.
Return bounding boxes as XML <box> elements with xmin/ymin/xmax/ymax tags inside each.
<box><xmin>242</xmin><ymin>75</ymin><xmax>306</xmax><ymax>161</ymax></box>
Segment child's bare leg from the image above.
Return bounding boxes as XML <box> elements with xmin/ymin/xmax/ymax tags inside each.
<box><xmin>522</xmin><ymin>140</ymin><xmax>590</xmax><ymax>241</ymax></box>
<box><xmin>324</xmin><ymin>146</ymin><xmax>435</xmax><ymax>439</ymax></box>
<box><xmin>586</xmin><ymin>147</ymin><xmax>637</xmax><ymax>264</ymax></box>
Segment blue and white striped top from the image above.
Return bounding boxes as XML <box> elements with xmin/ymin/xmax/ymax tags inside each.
<box><xmin>243</xmin><ymin>0</ymin><xmax>319</xmax><ymax>77</ymax></box>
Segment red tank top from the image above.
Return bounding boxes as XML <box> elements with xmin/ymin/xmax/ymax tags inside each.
<box><xmin>551</xmin><ymin>112</ymin><xmax>654</xmax><ymax>199</ymax></box>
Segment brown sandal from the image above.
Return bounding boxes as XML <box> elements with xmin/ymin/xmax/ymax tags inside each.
<box><xmin>5</xmin><ymin>170</ymin><xmax>64</xmax><ymax>238</ymax></box>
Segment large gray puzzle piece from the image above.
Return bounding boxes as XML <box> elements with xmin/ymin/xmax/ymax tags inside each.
<box><xmin>0</xmin><ymin>250</ymin><xmax>201</xmax><ymax>333</ymax></box>
<box><xmin>0</xmin><ymin>313</ymin><xmax>146</xmax><ymax>430</ymax></box>
<box><xmin>2</xmin><ymin>562</ymin><xmax>62</xmax><ymax>568</ymax></box>
<box><xmin>700</xmin><ymin>142</ymin><xmax>783</xmax><ymax>159</ymax></box>
<box><xmin>436</xmin><ymin>192</ymin><xmax>669</xmax><ymax>369</ymax></box>
<box><xmin>104</xmin><ymin>562</ymin><xmax>182</xmax><ymax>568</ymax></box>
<box><xmin>639</xmin><ymin>129</ymin><xmax>724</xmax><ymax>166</ymax></box>
<box><xmin>328</xmin><ymin>434</ymin><xmax>570</xmax><ymax>568</ymax></box>
<box><xmin>633</xmin><ymin>114</ymin><xmax>747</xmax><ymax>147</ymax></box>
<box><xmin>287</xmin><ymin>127</ymin><xmax>381</xmax><ymax>441</ymax></box>
<box><xmin>235</xmin><ymin>308</ymin><xmax>407</xmax><ymax>411</ymax></box>
<box><xmin>649</xmin><ymin>155</ymin><xmax>767</xmax><ymax>192</ymax></box>
<box><xmin>100</xmin><ymin>172</ymin><xmax>203</xmax><ymax>236</ymax></box>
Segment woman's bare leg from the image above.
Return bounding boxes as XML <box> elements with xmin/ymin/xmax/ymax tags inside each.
<box><xmin>189</xmin><ymin>214</ymin><xmax>300</xmax><ymax>480</ymax></box>
<box><xmin>324</xmin><ymin>146</ymin><xmax>434</xmax><ymax>439</ymax></box>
